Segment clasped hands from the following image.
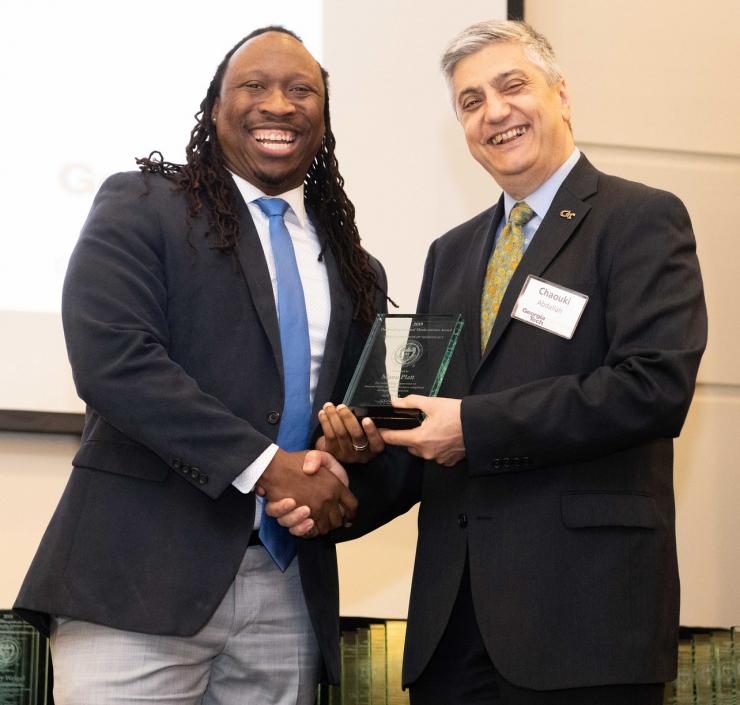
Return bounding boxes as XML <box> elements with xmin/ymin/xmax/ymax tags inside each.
<box><xmin>261</xmin><ymin>395</ymin><xmax>465</xmax><ymax>538</ymax></box>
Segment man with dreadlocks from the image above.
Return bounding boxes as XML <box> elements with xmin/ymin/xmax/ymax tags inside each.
<box><xmin>15</xmin><ymin>26</ymin><xmax>385</xmax><ymax>705</ymax></box>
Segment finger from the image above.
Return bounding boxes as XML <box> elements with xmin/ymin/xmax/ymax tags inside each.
<box><xmin>302</xmin><ymin>450</ymin><xmax>324</xmax><ymax>475</ymax></box>
<box><xmin>323</xmin><ymin>404</ymin><xmax>353</xmax><ymax>448</ymax></box>
<box><xmin>361</xmin><ymin>417</ymin><xmax>385</xmax><ymax>454</ymax></box>
<box><xmin>317</xmin><ymin>453</ymin><xmax>349</xmax><ymax>486</ymax></box>
<box><xmin>314</xmin><ymin>512</ymin><xmax>331</xmax><ymax>536</ymax></box>
<box><xmin>390</xmin><ymin>394</ymin><xmax>424</xmax><ymax>410</ymax></box>
<box><xmin>315</xmin><ymin>435</ymin><xmax>327</xmax><ymax>452</ymax></box>
<box><xmin>265</xmin><ymin>498</ymin><xmax>297</xmax><ymax>517</ymax></box>
<box><xmin>318</xmin><ymin>408</ymin><xmax>338</xmax><ymax>444</ymax></box>
<box><xmin>275</xmin><ymin>505</ymin><xmax>311</xmax><ymax>528</ymax></box>
<box><xmin>339</xmin><ymin>503</ymin><xmax>353</xmax><ymax>528</ymax></box>
<box><xmin>335</xmin><ymin>405</ymin><xmax>368</xmax><ymax>449</ymax></box>
<box><xmin>326</xmin><ymin>460</ymin><xmax>349</xmax><ymax>487</ymax></box>
<box><xmin>378</xmin><ymin>427</ymin><xmax>419</xmax><ymax>448</ymax></box>
<box><xmin>289</xmin><ymin>518</ymin><xmax>316</xmax><ymax>537</ymax></box>
<box><xmin>338</xmin><ymin>486</ymin><xmax>359</xmax><ymax>522</ymax></box>
<box><xmin>328</xmin><ymin>503</ymin><xmax>344</xmax><ymax>531</ymax></box>
<box><xmin>255</xmin><ymin>484</ymin><xmax>266</xmax><ymax>497</ymax></box>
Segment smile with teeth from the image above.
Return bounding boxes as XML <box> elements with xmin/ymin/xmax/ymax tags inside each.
<box><xmin>490</xmin><ymin>126</ymin><xmax>528</xmax><ymax>145</ymax></box>
<box><xmin>252</xmin><ymin>129</ymin><xmax>297</xmax><ymax>152</ymax></box>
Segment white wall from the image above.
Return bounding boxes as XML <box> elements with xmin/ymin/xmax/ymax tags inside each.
<box><xmin>0</xmin><ymin>0</ymin><xmax>506</xmax><ymax>616</ymax></box>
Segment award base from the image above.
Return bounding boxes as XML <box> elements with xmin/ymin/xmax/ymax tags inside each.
<box><xmin>349</xmin><ymin>405</ymin><xmax>423</xmax><ymax>430</ymax></box>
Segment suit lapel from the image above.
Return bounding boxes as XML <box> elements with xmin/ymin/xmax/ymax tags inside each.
<box><xmin>311</xmin><ymin>242</ymin><xmax>353</xmax><ymax>428</ymax></box>
<box><xmin>462</xmin><ymin>197</ymin><xmax>505</xmax><ymax>379</ymax></box>
<box><xmin>233</xmin><ymin>196</ymin><xmax>284</xmax><ymax>378</ymax></box>
<box><xmin>476</xmin><ymin>155</ymin><xmax>599</xmax><ymax>374</ymax></box>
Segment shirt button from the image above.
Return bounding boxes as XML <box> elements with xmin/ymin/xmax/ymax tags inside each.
<box><xmin>266</xmin><ymin>411</ymin><xmax>281</xmax><ymax>425</ymax></box>
<box><xmin>458</xmin><ymin>513</ymin><xmax>468</xmax><ymax>528</ymax></box>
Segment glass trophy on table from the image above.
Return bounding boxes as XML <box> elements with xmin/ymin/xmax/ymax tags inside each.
<box><xmin>343</xmin><ymin>313</ymin><xmax>464</xmax><ymax>429</ymax></box>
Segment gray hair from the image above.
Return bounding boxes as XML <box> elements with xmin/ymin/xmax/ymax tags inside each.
<box><xmin>441</xmin><ymin>20</ymin><xmax>563</xmax><ymax>86</ymax></box>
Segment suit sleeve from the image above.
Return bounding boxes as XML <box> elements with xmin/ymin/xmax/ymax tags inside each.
<box><xmin>63</xmin><ymin>173</ymin><xmax>273</xmax><ymax>498</ymax></box>
<box><xmin>460</xmin><ymin>188</ymin><xmax>707</xmax><ymax>475</ymax></box>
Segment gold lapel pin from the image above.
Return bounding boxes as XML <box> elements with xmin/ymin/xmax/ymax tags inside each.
<box><xmin>560</xmin><ymin>209</ymin><xmax>576</xmax><ymax>220</ymax></box>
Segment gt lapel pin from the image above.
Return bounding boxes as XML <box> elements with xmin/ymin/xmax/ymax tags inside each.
<box><xmin>560</xmin><ymin>209</ymin><xmax>576</xmax><ymax>220</ymax></box>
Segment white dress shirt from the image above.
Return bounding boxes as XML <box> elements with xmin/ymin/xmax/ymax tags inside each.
<box><xmin>227</xmin><ymin>174</ymin><xmax>331</xmax><ymax>522</ymax></box>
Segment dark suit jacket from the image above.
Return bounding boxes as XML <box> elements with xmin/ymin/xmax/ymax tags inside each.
<box><xmin>350</xmin><ymin>154</ymin><xmax>706</xmax><ymax>691</ymax></box>
<box><xmin>14</xmin><ymin>171</ymin><xmax>385</xmax><ymax>684</ymax></box>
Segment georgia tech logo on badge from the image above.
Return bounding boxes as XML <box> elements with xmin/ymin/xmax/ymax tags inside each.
<box><xmin>559</xmin><ymin>209</ymin><xmax>576</xmax><ymax>220</ymax></box>
<box><xmin>394</xmin><ymin>340</ymin><xmax>424</xmax><ymax>366</ymax></box>
<box><xmin>0</xmin><ymin>636</ymin><xmax>22</xmax><ymax>668</ymax></box>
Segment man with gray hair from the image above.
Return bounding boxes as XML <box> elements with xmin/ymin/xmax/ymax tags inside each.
<box><xmin>269</xmin><ymin>17</ymin><xmax>706</xmax><ymax>705</ymax></box>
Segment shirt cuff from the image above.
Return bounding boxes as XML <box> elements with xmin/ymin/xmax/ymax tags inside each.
<box><xmin>232</xmin><ymin>443</ymin><xmax>279</xmax><ymax>495</ymax></box>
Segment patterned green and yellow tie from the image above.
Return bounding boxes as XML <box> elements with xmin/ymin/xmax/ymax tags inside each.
<box><xmin>480</xmin><ymin>201</ymin><xmax>535</xmax><ymax>353</ymax></box>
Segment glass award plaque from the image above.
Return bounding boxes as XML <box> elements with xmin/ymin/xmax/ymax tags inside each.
<box><xmin>0</xmin><ymin>612</ymin><xmax>40</xmax><ymax>705</ymax></box>
<box><xmin>343</xmin><ymin>314</ymin><xmax>464</xmax><ymax>429</ymax></box>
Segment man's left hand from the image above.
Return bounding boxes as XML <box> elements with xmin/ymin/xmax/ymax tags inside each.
<box><xmin>379</xmin><ymin>395</ymin><xmax>465</xmax><ymax>467</ymax></box>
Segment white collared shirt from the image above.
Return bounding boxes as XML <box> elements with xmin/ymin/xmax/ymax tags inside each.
<box><xmin>228</xmin><ymin>174</ymin><xmax>331</xmax><ymax>515</ymax></box>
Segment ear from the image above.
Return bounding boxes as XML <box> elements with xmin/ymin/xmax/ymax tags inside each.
<box><xmin>211</xmin><ymin>98</ymin><xmax>220</xmax><ymax>125</ymax></box>
<box><xmin>557</xmin><ymin>79</ymin><xmax>571</xmax><ymax>123</ymax></box>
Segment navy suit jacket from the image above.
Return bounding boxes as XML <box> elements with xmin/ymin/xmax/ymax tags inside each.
<box><xmin>14</xmin><ymin>171</ymin><xmax>385</xmax><ymax>683</ymax></box>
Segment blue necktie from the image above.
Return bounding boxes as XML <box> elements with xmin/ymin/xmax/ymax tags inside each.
<box><xmin>255</xmin><ymin>197</ymin><xmax>312</xmax><ymax>571</ymax></box>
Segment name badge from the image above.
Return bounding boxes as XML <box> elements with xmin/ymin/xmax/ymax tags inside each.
<box><xmin>511</xmin><ymin>275</ymin><xmax>588</xmax><ymax>339</ymax></box>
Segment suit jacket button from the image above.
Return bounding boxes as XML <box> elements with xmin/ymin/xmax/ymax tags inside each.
<box><xmin>198</xmin><ymin>474</ymin><xmax>209</xmax><ymax>485</ymax></box>
<box><xmin>458</xmin><ymin>513</ymin><xmax>468</xmax><ymax>528</ymax></box>
<box><xmin>190</xmin><ymin>468</ymin><xmax>199</xmax><ymax>479</ymax></box>
<box><xmin>503</xmin><ymin>457</ymin><xmax>510</xmax><ymax>467</ymax></box>
<box><xmin>173</xmin><ymin>459</ymin><xmax>182</xmax><ymax>469</ymax></box>
<box><xmin>513</xmin><ymin>457</ymin><xmax>521</xmax><ymax>467</ymax></box>
<box><xmin>267</xmin><ymin>411</ymin><xmax>281</xmax><ymax>425</ymax></box>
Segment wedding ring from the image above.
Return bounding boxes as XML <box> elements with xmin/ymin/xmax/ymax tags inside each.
<box><xmin>352</xmin><ymin>440</ymin><xmax>369</xmax><ymax>452</ymax></box>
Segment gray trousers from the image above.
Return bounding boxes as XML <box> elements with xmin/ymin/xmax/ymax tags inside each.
<box><xmin>50</xmin><ymin>546</ymin><xmax>321</xmax><ymax>705</ymax></box>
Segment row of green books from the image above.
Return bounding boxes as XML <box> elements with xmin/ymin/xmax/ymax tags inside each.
<box><xmin>321</xmin><ymin>621</ymin><xmax>740</xmax><ymax>705</ymax></box>
<box><xmin>319</xmin><ymin>619</ymin><xmax>408</xmax><ymax>705</ymax></box>
<box><xmin>665</xmin><ymin>628</ymin><xmax>740</xmax><ymax>705</ymax></box>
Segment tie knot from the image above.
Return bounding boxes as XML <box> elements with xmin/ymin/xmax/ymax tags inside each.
<box><xmin>255</xmin><ymin>197</ymin><xmax>289</xmax><ymax>219</ymax></box>
<box><xmin>509</xmin><ymin>201</ymin><xmax>535</xmax><ymax>227</ymax></box>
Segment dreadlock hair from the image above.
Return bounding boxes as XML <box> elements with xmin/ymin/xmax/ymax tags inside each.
<box><xmin>136</xmin><ymin>25</ymin><xmax>380</xmax><ymax>325</ymax></box>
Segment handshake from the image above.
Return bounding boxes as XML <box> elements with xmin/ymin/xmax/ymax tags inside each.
<box><xmin>256</xmin><ymin>395</ymin><xmax>465</xmax><ymax>537</ymax></box>
<box><xmin>256</xmin><ymin>403</ymin><xmax>386</xmax><ymax>537</ymax></box>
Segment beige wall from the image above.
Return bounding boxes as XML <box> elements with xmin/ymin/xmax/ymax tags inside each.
<box><xmin>527</xmin><ymin>0</ymin><xmax>740</xmax><ymax>625</ymax></box>
<box><xmin>0</xmin><ymin>433</ymin><xmax>77</xmax><ymax>605</ymax></box>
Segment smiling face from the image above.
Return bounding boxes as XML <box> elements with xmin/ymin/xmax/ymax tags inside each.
<box><xmin>451</xmin><ymin>41</ymin><xmax>574</xmax><ymax>200</ymax></box>
<box><xmin>211</xmin><ymin>31</ymin><xmax>325</xmax><ymax>195</ymax></box>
